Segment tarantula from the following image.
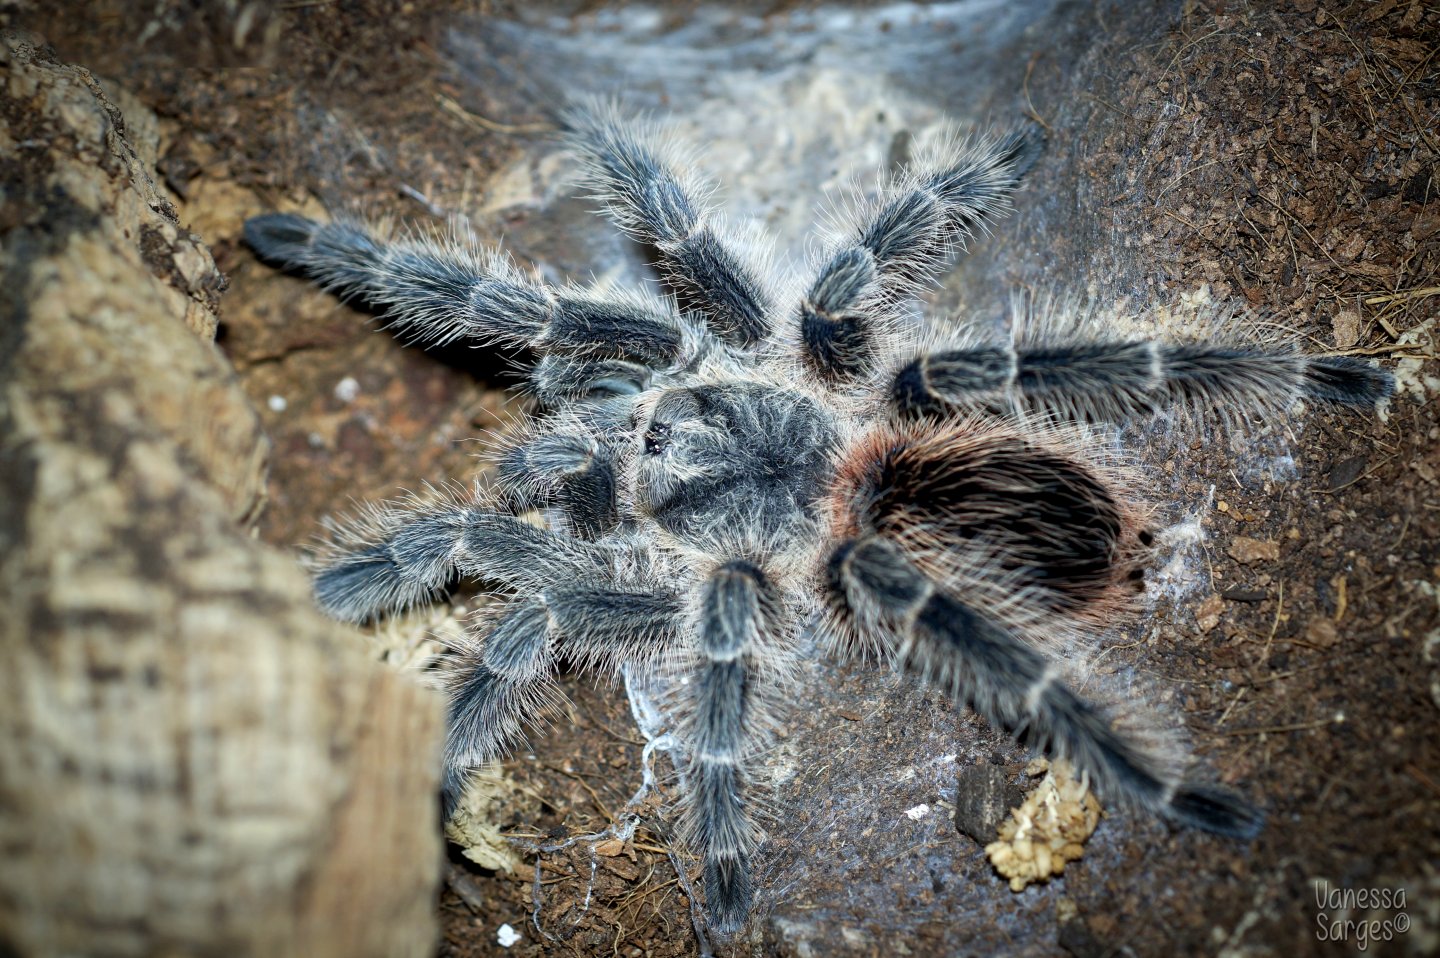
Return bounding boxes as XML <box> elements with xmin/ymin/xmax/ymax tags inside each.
<box><xmin>245</xmin><ymin>104</ymin><xmax>1392</xmax><ymax>935</ymax></box>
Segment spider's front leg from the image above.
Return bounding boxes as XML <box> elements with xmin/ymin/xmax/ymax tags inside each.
<box><xmin>563</xmin><ymin>103</ymin><xmax>776</xmax><ymax>347</ymax></box>
<box><xmin>683</xmin><ymin>559</ymin><xmax>784</xmax><ymax>935</ymax></box>
<box><xmin>528</xmin><ymin>354</ymin><xmax>656</xmax><ymax>410</ymax></box>
<box><xmin>243</xmin><ymin>213</ymin><xmax>693</xmax><ymax>366</ymax></box>
<box><xmin>800</xmin><ymin>127</ymin><xmax>1043</xmax><ymax>382</ymax></box>
<box><xmin>495</xmin><ymin>431</ymin><xmax>624</xmax><ymax>540</ymax></box>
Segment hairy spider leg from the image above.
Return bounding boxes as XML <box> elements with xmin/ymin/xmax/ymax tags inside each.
<box><xmin>311</xmin><ymin>506</ymin><xmax>609</xmax><ymax>623</ymax></box>
<box><xmin>891</xmin><ymin>339</ymin><xmax>1395</xmax><ymax>421</ymax></box>
<box><xmin>826</xmin><ymin>535</ymin><xmax>1263</xmax><ymax>837</ymax></box>
<box><xmin>444</xmin><ymin>586</ymin><xmax>684</xmax><ymax>814</ymax></box>
<box><xmin>528</xmin><ymin>354</ymin><xmax>658</xmax><ymax>409</ymax></box>
<box><xmin>496</xmin><ymin>432</ymin><xmax>623</xmax><ymax>540</ymax></box>
<box><xmin>800</xmin><ymin>128</ymin><xmax>1043</xmax><ymax>383</ymax></box>
<box><xmin>685</xmin><ymin>560</ymin><xmax>783</xmax><ymax>934</ymax></box>
<box><xmin>563</xmin><ymin>102</ymin><xmax>776</xmax><ymax>348</ymax></box>
<box><xmin>243</xmin><ymin>213</ymin><xmax>694</xmax><ymax>365</ymax></box>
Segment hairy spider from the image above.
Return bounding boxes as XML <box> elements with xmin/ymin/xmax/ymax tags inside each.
<box><xmin>245</xmin><ymin>103</ymin><xmax>1393</xmax><ymax>935</ymax></box>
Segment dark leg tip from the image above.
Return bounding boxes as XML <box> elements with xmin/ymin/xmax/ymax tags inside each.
<box><xmin>440</xmin><ymin>764</ymin><xmax>470</xmax><ymax>822</ymax></box>
<box><xmin>312</xmin><ymin>546</ymin><xmax>402</xmax><ymax>623</ymax></box>
<box><xmin>703</xmin><ymin>853</ymin><xmax>754</xmax><ymax>937</ymax></box>
<box><xmin>1303</xmin><ymin>357</ymin><xmax>1395</xmax><ymax>407</ymax></box>
<box><xmin>891</xmin><ymin>358</ymin><xmax>938</xmax><ymax>417</ymax></box>
<box><xmin>1166</xmin><ymin>784</ymin><xmax>1264</xmax><ymax>840</ymax></box>
<box><xmin>997</xmin><ymin>124</ymin><xmax>1047</xmax><ymax>181</ymax></box>
<box><xmin>243</xmin><ymin>212</ymin><xmax>320</xmax><ymax>265</ymax></box>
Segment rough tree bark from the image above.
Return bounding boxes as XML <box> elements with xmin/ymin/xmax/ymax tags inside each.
<box><xmin>0</xmin><ymin>32</ymin><xmax>443</xmax><ymax>958</ymax></box>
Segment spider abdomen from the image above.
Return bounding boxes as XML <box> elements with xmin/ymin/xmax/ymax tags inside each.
<box><xmin>827</xmin><ymin>419</ymin><xmax>1141</xmax><ymax>619</ymax></box>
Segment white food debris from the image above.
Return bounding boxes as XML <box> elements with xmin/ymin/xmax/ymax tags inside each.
<box><xmin>986</xmin><ymin>759</ymin><xmax>1102</xmax><ymax>892</ymax></box>
<box><xmin>903</xmin><ymin>803</ymin><xmax>931</xmax><ymax>821</ymax></box>
<box><xmin>496</xmin><ymin>923</ymin><xmax>520</xmax><ymax>948</ymax></box>
<box><xmin>334</xmin><ymin>375</ymin><xmax>360</xmax><ymax>402</ymax></box>
<box><xmin>266</xmin><ymin>394</ymin><xmax>287</xmax><ymax>412</ymax></box>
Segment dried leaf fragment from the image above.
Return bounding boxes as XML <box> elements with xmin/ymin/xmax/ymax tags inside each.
<box><xmin>445</xmin><ymin>766</ymin><xmax>523</xmax><ymax>873</ymax></box>
<box><xmin>1228</xmin><ymin>536</ymin><xmax>1280</xmax><ymax>564</ymax></box>
<box><xmin>1195</xmin><ymin>593</ymin><xmax>1225</xmax><ymax>633</ymax></box>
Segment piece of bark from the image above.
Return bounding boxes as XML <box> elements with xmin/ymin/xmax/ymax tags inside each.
<box><xmin>0</xmin><ymin>31</ymin><xmax>443</xmax><ymax>958</ymax></box>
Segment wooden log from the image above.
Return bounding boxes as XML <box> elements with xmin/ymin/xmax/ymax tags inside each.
<box><xmin>0</xmin><ymin>31</ymin><xmax>443</xmax><ymax>958</ymax></box>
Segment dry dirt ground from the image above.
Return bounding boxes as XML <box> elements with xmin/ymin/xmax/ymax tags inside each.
<box><xmin>11</xmin><ymin>1</ymin><xmax>1438</xmax><ymax>956</ymax></box>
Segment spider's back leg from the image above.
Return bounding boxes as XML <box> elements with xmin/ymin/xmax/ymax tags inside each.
<box><xmin>891</xmin><ymin>327</ymin><xmax>1394</xmax><ymax>422</ymax></box>
<box><xmin>822</xmin><ymin>420</ymin><xmax>1263</xmax><ymax>838</ymax></box>
<box><xmin>825</xmin><ymin>535</ymin><xmax>1262</xmax><ymax>836</ymax></box>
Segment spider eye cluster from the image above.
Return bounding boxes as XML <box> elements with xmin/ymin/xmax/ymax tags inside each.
<box><xmin>643</xmin><ymin>421</ymin><xmax>672</xmax><ymax>456</ymax></box>
<box><xmin>641</xmin><ymin>389</ymin><xmax>704</xmax><ymax>458</ymax></box>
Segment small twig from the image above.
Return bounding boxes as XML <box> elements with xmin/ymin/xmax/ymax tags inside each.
<box><xmin>1364</xmin><ymin>286</ymin><xmax>1440</xmax><ymax>306</ymax></box>
<box><xmin>879</xmin><ymin>838</ymin><xmax>955</xmax><ymax>868</ymax></box>
<box><xmin>539</xmin><ymin>762</ymin><xmax>616</xmax><ymax>821</ymax></box>
<box><xmin>1250</xmin><ymin>663</ymin><xmax>1330</xmax><ymax>686</ymax></box>
<box><xmin>1325</xmin><ymin>455</ymin><xmax>1397</xmax><ymax>494</ymax></box>
<box><xmin>1083</xmin><ymin>637</ymin><xmax>1146</xmax><ymax>691</ymax></box>
<box><xmin>1252</xmin><ymin>190</ymin><xmax>1346</xmax><ymax>273</ymax></box>
<box><xmin>1022</xmin><ymin>52</ymin><xmax>1049</xmax><ymax>130</ymax></box>
<box><xmin>1215</xmin><ymin>687</ymin><xmax>1248</xmax><ymax>728</ymax></box>
<box><xmin>1260</xmin><ymin>580</ymin><xmax>1285</xmax><ymax>664</ymax></box>
<box><xmin>1405</xmin><ymin>763</ymin><xmax>1440</xmax><ymax>800</ymax></box>
<box><xmin>1156</xmin><ymin>157</ymin><xmax>1224</xmax><ymax>205</ymax></box>
<box><xmin>1217</xmin><ymin>714</ymin><xmax>1344</xmax><ymax>736</ymax></box>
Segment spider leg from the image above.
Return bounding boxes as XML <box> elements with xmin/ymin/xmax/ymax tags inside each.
<box><xmin>825</xmin><ymin>535</ymin><xmax>1263</xmax><ymax>838</ymax></box>
<box><xmin>243</xmin><ymin>214</ymin><xmax>691</xmax><ymax>365</ymax></box>
<box><xmin>801</xmin><ymin>128</ymin><xmax>1043</xmax><ymax>382</ymax></box>
<box><xmin>563</xmin><ymin>104</ymin><xmax>774</xmax><ymax>347</ymax></box>
<box><xmin>444</xmin><ymin>586</ymin><xmax>683</xmax><ymax>813</ymax></box>
<box><xmin>891</xmin><ymin>339</ymin><xmax>1394</xmax><ymax>420</ymax></box>
<box><xmin>312</xmin><ymin>499</ymin><xmax>609</xmax><ymax>623</ymax></box>
<box><xmin>529</xmin><ymin>354</ymin><xmax>654</xmax><ymax>409</ymax></box>
<box><xmin>444</xmin><ymin>599</ymin><xmax>558</xmax><ymax>813</ymax></box>
<box><xmin>686</xmin><ymin>560</ymin><xmax>779</xmax><ymax>935</ymax></box>
<box><xmin>496</xmin><ymin>432</ymin><xmax>621</xmax><ymax>540</ymax></box>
